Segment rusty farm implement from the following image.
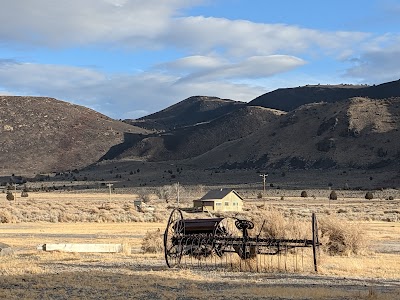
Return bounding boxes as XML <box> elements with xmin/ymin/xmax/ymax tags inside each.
<box><xmin>164</xmin><ymin>209</ymin><xmax>320</xmax><ymax>272</ymax></box>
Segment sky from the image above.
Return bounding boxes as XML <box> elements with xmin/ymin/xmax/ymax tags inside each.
<box><xmin>1</xmin><ymin>0</ymin><xmax>400</xmax><ymax>119</ymax></box>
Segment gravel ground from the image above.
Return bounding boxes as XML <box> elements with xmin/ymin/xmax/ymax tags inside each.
<box><xmin>1</xmin><ymin>254</ymin><xmax>399</xmax><ymax>300</ymax></box>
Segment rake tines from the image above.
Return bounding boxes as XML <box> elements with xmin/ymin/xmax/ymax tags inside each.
<box><xmin>164</xmin><ymin>209</ymin><xmax>320</xmax><ymax>273</ymax></box>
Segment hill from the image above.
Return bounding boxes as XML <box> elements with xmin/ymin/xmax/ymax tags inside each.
<box><xmin>249</xmin><ymin>79</ymin><xmax>400</xmax><ymax>111</ymax></box>
<box><xmin>125</xmin><ymin>96</ymin><xmax>245</xmax><ymax>131</ymax></box>
<box><xmin>0</xmin><ymin>96</ymin><xmax>148</xmax><ymax>176</ymax></box>
<box><xmin>118</xmin><ymin>106</ymin><xmax>284</xmax><ymax>161</ymax></box>
<box><xmin>2</xmin><ymin>79</ymin><xmax>400</xmax><ymax>181</ymax></box>
<box><xmin>189</xmin><ymin>97</ymin><xmax>400</xmax><ymax>171</ymax></box>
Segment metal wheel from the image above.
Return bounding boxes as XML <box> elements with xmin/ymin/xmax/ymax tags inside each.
<box><xmin>213</xmin><ymin>217</ymin><xmax>242</xmax><ymax>256</ymax></box>
<box><xmin>311</xmin><ymin>212</ymin><xmax>320</xmax><ymax>272</ymax></box>
<box><xmin>164</xmin><ymin>208</ymin><xmax>184</xmax><ymax>268</ymax></box>
<box><xmin>214</xmin><ymin>217</ymin><xmax>242</xmax><ymax>237</ymax></box>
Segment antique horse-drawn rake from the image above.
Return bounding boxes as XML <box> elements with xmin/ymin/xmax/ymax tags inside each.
<box><xmin>164</xmin><ymin>209</ymin><xmax>320</xmax><ymax>272</ymax></box>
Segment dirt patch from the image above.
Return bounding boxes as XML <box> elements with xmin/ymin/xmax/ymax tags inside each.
<box><xmin>0</xmin><ymin>256</ymin><xmax>399</xmax><ymax>299</ymax></box>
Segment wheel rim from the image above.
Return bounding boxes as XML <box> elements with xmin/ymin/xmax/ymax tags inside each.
<box><xmin>164</xmin><ymin>208</ymin><xmax>184</xmax><ymax>268</ymax></box>
<box><xmin>312</xmin><ymin>212</ymin><xmax>319</xmax><ymax>272</ymax></box>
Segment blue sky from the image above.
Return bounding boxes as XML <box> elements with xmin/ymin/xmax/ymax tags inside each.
<box><xmin>1</xmin><ymin>0</ymin><xmax>400</xmax><ymax>119</ymax></box>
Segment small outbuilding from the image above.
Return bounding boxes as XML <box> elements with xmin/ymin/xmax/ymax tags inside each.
<box><xmin>193</xmin><ymin>188</ymin><xmax>243</xmax><ymax>212</ymax></box>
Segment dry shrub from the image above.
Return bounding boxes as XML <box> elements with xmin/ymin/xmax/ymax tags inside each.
<box><xmin>141</xmin><ymin>229</ymin><xmax>163</xmax><ymax>253</ymax></box>
<box><xmin>319</xmin><ymin>216</ymin><xmax>367</xmax><ymax>255</ymax></box>
<box><xmin>121</xmin><ymin>240</ymin><xmax>132</xmax><ymax>255</ymax></box>
<box><xmin>152</xmin><ymin>211</ymin><xmax>166</xmax><ymax>222</ymax></box>
<box><xmin>0</xmin><ymin>209</ymin><xmax>17</xmax><ymax>223</ymax></box>
<box><xmin>250</xmin><ymin>207</ymin><xmax>310</xmax><ymax>240</ymax></box>
<box><xmin>229</xmin><ymin>255</ymin><xmax>258</xmax><ymax>272</ymax></box>
<box><xmin>284</xmin><ymin>219</ymin><xmax>310</xmax><ymax>240</ymax></box>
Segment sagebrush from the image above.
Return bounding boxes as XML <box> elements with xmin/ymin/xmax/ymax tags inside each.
<box><xmin>319</xmin><ymin>216</ymin><xmax>368</xmax><ymax>255</ymax></box>
<box><xmin>141</xmin><ymin>229</ymin><xmax>163</xmax><ymax>253</ymax></box>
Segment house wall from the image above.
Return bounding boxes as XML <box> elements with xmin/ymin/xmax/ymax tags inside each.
<box><xmin>220</xmin><ymin>193</ymin><xmax>243</xmax><ymax>212</ymax></box>
<box><xmin>193</xmin><ymin>200</ymin><xmax>203</xmax><ymax>209</ymax></box>
<box><xmin>193</xmin><ymin>192</ymin><xmax>243</xmax><ymax>212</ymax></box>
<box><xmin>202</xmin><ymin>201</ymin><xmax>215</xmax><ymax>212</ymax></box>
<box><xmin>211</xmin><ymin>193</ymin><xmax>242</xmax><ymax>212</ymax></box>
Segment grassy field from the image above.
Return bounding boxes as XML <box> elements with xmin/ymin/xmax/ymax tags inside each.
<box><xmin>1</xmin><ymin>191</ymin><xmax>400</xmax><ymax>299</ymax></box>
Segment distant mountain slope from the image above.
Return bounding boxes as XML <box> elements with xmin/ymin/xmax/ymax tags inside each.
<box><xmin>249</xmin><ymin>79</ymin><xmax>400</xmax><ymax>111</ymax></box>
<box><xmin>190</xmin><ymin>97</ymin><xmax>400</xmax><ymax>170</ymax></box>
<box><xmin>0</xmin><ymin>96</ymin><xmax>148</xmax><ymax>175</ymax></box>
<box><xmin>120</xmin><ymin>106</ymin><xmax>284</xmax><ymax>161</ymax></box>
<box><xmin>125</xmin><ymin>96</ymin><xmax>245</xmax><ymax>131</ymax></box>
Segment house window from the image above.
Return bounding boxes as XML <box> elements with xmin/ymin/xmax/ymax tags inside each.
<box><xmin>215</xmin><ymin>202</ymin><xmax>221</xmax><ymax>206</ymax></box>
<box><xmin>224</xmin><ymin>202</ymin><xmax>229</xmax><ymax>206</ymax></box>
<box><xmin>232</xmin><ymin>202</ymin><xmax>237</xmax><ymax>206</ymax></box>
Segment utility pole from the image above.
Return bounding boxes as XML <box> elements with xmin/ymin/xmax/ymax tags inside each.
<box><xmin>107</xmin><ymin>183</ymin><xmax>113</xmax><ymax>202</ymax></box>
<box><xmin>260</xmin><ymin>173</ymin><xmax>268</xmax><ymax>196</ymax></box>
<box><xmin>14</xmin><ymin>183</ymin><xmax>17</xmax><ymax>202</ymax></box>
<box><xmin>176</xmin><ymin>182</ymin><xmax>180</xmax><ymax>207</ymax></box>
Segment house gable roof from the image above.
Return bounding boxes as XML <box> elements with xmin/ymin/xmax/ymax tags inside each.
<box><xmin>199</xmin><ymin>188</ymin><xmax>243</xmax><ymax>201</ymax></box>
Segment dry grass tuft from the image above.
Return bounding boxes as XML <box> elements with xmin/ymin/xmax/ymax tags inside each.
<box><xmin>249</xmin><ymin>206</ymin><xmax>310</xmax><ymax>240</ymax></box>
<box><xmin>121</xmin><ymin>240</ymin><xmax>132</xmax><ymax>255</ymax></box>
<box><xmin>0</xmin><ymin>193</ymin><xmax>169</xmax><ymax>223</ymax></box>
<box><xmin>319</xmin><ymin>216</ymin><xmax>368</xmax><ymax>255</ymax></box>
<box><xmin>229</xmin><ymin>255</ymin><xmax>258</xmax><ymax>272</ymax></box>
<box><xmin>141</xmin><ymin>229</ymin><xmax>163</xmax><ymax>253</ymax></box>
<box><xmin>0</xmin><ymin>208</ymin><xmax>17</xmax><ymax>223</ymax></box>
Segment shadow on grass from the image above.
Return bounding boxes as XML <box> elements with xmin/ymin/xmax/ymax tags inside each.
<box><xmin>1</xmin><ymin>269</ymin><xmax>399</xmax><ymax>300</ymax></box>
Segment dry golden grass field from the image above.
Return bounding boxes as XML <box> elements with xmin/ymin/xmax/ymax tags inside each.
<box><xmin>1</xmin><ymin>191</ymin><xmax>400</xmax><ymax>299</ymax></box>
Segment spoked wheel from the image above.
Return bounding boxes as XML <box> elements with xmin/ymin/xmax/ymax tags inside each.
<box><xmin>164</xmin><ymin>209</ymin><xmax>184</xmax><ymax>268</ymax></box>
<box><xmin>213</xmin><ymin>217</ymin><xmax>242</xmax><ymax>257</ymax></box>
<box><xmin>311</xmin><ymin>212</ymin><xmax>320</xmax><ymax>272</ymax></box>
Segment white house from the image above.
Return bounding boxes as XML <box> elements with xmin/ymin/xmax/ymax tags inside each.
<box><xmin>193</xmin><ymin>188</ymin><xmax>243</xmax><ymax>212</ymax></box>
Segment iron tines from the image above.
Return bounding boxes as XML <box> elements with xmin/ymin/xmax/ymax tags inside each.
<box><xmin>164</xmin><ymin>209</ymin><xmax>320</xmax><ymax>273</ymax></box>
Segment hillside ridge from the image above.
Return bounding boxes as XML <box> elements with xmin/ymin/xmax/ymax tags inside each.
<box><xmin>0</xmin><ymin>96</ymin><xmax>147</xmax><ymax>175</ymax></box>
<box><xmin>249</xmin><ymin>79</ymin><xmax>400</xmax><ymax>111</ymax></box>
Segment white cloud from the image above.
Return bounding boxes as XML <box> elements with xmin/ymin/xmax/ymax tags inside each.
<box><xmin>0</xmin><ymin>1</ymin><xmax>371</xmax><ymax>57</ymax></box>
<box><xmin>169</xmin><ymin>55</ymin><xmax>306</xmax><ymax>82</ymax></box>
<box><xmin>164</xmin><ymin>17</ymin><xmax>371</xmax><ymax>57</ymax></box>
<box><xmin>0</xmin><ymin>0</ymin><xmax>199</xmax><ymax>48</ymax></box>
<box><xmin>158</xmin><ymin>55</ymin><xmax>226</xmax><ymax>72</ymax></box>
<box><xmin>344</xmin><ymin>37</ymin><xmax>400</xmax><ymax>83</ymax></box>
<box><xmin>1</xmin><ymin>0</ymin><xmax>399</xmax><ymax>118</ymax></box>
<box><xmin>0</xmin><ymin>60</ymin><xmax>266</xmax><ymax>119</ymax></box>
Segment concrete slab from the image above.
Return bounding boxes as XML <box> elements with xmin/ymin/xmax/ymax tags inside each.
<box><xmin>41</xmin><ymin>243</ymin><xmax>123</xmax><ymax>253</ymax></box>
